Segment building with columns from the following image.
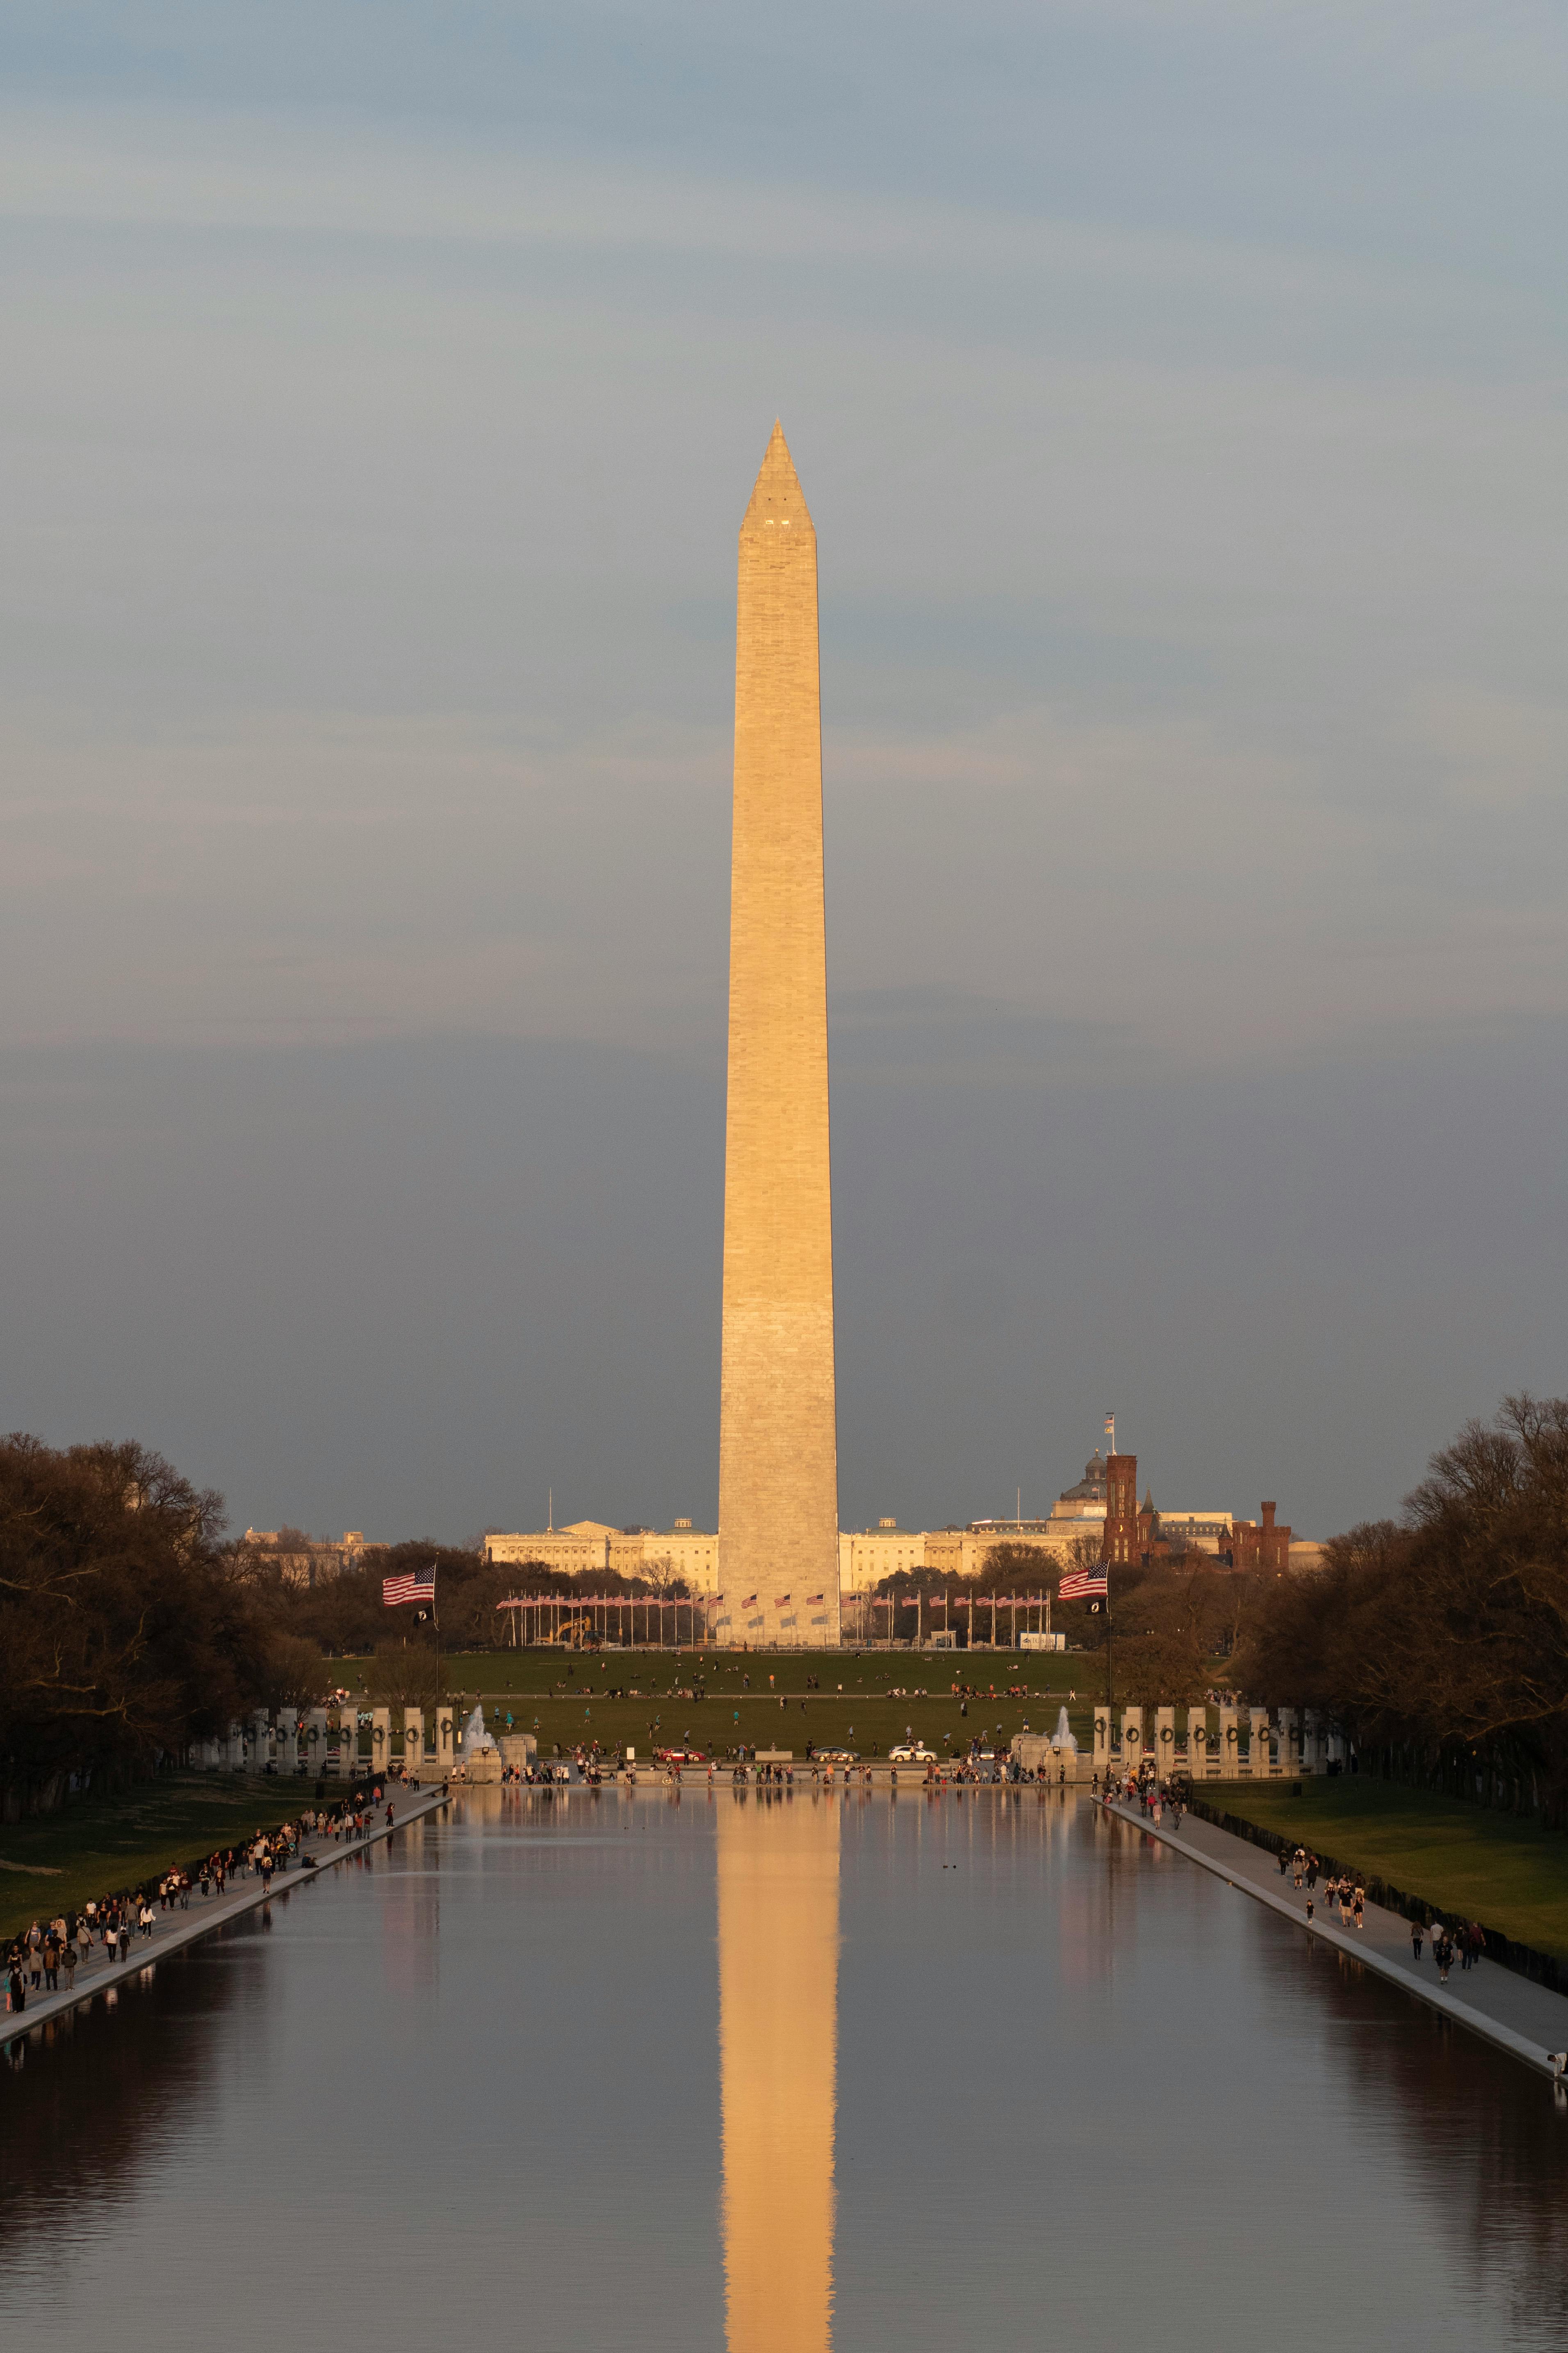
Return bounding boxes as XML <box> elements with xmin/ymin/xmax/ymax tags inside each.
<box><xmin>477</xmin><ymin>1445</ymin><xmax>1313</xmax><ymax>1636</ymax></box>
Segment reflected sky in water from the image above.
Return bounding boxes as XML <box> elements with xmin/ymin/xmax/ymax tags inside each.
<box><xmin>3</xmin><ymin>1790</ymin><xmax>1568</xmax><ymax>2353</ymax></box>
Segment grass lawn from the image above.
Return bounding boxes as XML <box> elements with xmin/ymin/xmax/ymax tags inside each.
<box><xmin>347</xmin><ymin>1648</ymin><xmax>1103</xmax><ymax>1766</ymax></box>
<box><xmin>351</xmin><ymin>1646</ymin><xmax>1096</xmax><ymax>1700</ymax></box>
<box><xmin>1201</xmin><ymin>1777</ymin><xmax>1568</xmax><ymax>1962</ymax></box>
<box><xmin>0</xmin><ymin>1774</ymin><xmax>330</xmax><ymax>1943</ymax></box>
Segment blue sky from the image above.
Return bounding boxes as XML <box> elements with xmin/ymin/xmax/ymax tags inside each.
<box><xmin>1</xmin><ymin>3</ymin><xmax>1564</xmax><ymax>1542</ymax></box>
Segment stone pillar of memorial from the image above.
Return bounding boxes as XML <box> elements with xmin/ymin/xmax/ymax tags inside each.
<box><xmin>1152</xmin><ymin>1705</ymin><xmax>1176</xmax><ymax>1780</ymax></box>
<box><xmin>1275</xmin><ymin>1707</ymin><xmax>1297</xmax><ymax>1777</ymax></box>
<box><xmin>224</xmin><ymin>1721</ymin><xmax>244</xmax><ymax>1771</ymax></box>
<box><xmin>1217</xmin><ymin>1704</ymin><xmax>1240</xmax><ymax>1779</ymax></box>
<box><xmin>305</xmin><ymin>1707</ymin><xmax>330</xmax><ymax>1778</ymax></box>
<box><xmin>403</xmin><ymin>1707</ymin><xmax>424</xmax><ymax>1780</ymax></box>
<box><xmin>246</xmin><ymin>1709</ymin><xmax>269</xmax><ymax>1772</ymax></box>
<box><xmin>1247</xmin><ymin>1706</ymin><xmax>1269</xmax><ymax>1779</ymax></box>
<box><xmin>334</xmin><ymin>1707</ymin><xmax>357</xmax><ymax>1780</ymax></box>
<box><xmin>435</xmin><ymin>1707</ymin><xmax>455</xmax><ymax>1778</ymax></box>
<box><xmin>1092</xmin><ymin>1707</ymin><xmax>1113</xmax><ymax>1782</ymax></box>
<box><xmin>1120</xmin><ymin>1706</ymin><xmax>1144</xmax><ymax>1780</ymax></box>
<box><xmin>1301</xmin><ymin>1710</ymin><xmax>1323</xmax><ymax>1773</ymax></box>
<box><xmin>370</xmin><ymin>1707</ymin><xmax>391</xmax><ymax>1782</ymax></box>
<box><xmin>273</xmin><ymin>1717</ymin><xmax>295</xmax><ymax>1775</ymax></box>
<box><xmin>1187</xmin><ymin>1702</ymin><xmax>1210</xmax><ymax>1779</ymax></box>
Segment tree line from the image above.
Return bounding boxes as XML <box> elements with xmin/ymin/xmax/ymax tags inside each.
<box><xmin>0</xmin><ymin>1439</ymin><xmax>700</xmax><ymax>1815</ymax></box>
<box><xmin>1238</xmin><ymin>1395</ymin><xmax>1568</xmax><ymax>1826</ymax></box>
<box><xmin>8</xmin><ymin>1394</ymin><xmax>1563</xmax><ymax>1824</ymax></box>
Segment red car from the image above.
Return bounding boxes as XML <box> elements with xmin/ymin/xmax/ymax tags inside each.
<box><xmin>653</xmin><ymin>1746</ymin><xmax>706</xmax><ymax>1764</ymax></box>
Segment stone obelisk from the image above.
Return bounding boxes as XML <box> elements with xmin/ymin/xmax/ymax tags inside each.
<box><xmin>718</xmin><ymin>422</ymin><xmax>839</xmax><ymax>1641</ymax></box>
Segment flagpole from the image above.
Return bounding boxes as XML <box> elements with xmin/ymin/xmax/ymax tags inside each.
<box><xmin>433</xmin><ymin>1570</ymin><xmax>442</xmax><ymax>1773</ymax></box>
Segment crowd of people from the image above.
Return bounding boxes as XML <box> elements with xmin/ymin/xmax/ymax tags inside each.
<box><xmin>506</xmin><ymin>1744</ymin><xmax>1076</xmax><ymax>1794</ymax></box>
<box><xmin>1092</xmin><ymin>1768</ymin><xmax>1500</xmax><ymax>1985</ymax></box>
<box><xmin>1095</xmin><ymin>1768</ymin><xmax>1188</xmax><ymax>1831</ymax></box>
<box><xmin>3</xmin><ymin>1786</ymin><xmax>408</xmax><ymax>2020</ymax></box>
<box><xmin>1410</xmin><ymin>1913</ymin><xmax>1488</xmax><ymax>1981</ymax></box>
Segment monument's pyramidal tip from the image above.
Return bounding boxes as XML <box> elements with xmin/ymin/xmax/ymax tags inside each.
<box><xmin>742</xmin><ymin>418</ymin><xmax>813</xmax><ymax>535</ymax></box>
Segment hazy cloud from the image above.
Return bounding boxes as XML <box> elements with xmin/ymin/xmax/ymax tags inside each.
<box><xmin>0</xmin><ymin>6</ymin><xmax>1563</xmax><ymax>1534</ymax></box>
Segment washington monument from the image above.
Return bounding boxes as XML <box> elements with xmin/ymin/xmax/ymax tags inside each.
<box><xmin>718</xmin><ymin>423</ymin><xmax>840</xmax><ymax>1636</ymax></box>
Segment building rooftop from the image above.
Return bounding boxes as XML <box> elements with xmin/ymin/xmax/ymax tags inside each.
<box><xmin>1058</xmin><ymin>1450</ymin><xmax>1109</xmax><ymax>1503</ymax></box>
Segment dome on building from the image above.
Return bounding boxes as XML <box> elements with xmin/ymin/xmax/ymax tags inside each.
<box><xmin>1058</xmin><ymin>1449</ymin><xmax>1108</xmax><ymax>1503</ymax></box>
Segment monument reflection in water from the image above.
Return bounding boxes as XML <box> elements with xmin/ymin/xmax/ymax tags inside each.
<box><xmin>6</xmin><ymin>1792</ymin><xmax>1568</xmax><ymax>2353</ymax></box>
<box><xmin>718</xmin><ymin>1794</ymin><xmax>841</xmax><ymax>2353</ymax></box>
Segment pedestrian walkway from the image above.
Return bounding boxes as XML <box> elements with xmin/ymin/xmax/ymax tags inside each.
<box><xmin>1104</xmin><ymin>1793</ymin><xmax>1568</xmax><ymax>2080</ymax></box>
<box><xmin>3</xmin><ymin>1781</ymin><xmax>448</xmax><ymax>2048</ymax></box>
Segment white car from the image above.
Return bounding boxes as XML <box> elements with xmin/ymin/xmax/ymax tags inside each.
<box><xmin>888</xmin><ymin>1744</ymin><xmax>937</xmax><ymax>1763</ymax></box>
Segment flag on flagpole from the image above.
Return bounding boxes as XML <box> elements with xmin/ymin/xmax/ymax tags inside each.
<box><xmin>1058</xmin><ymin>1567</ymin><xmax>1109</xmax><ymax>1601</ymax></box>
<box><xmin>774</xmin><ymin>1594</ymin><xmax>791</xmax><ymax>1608</ymax></box>
<box><xmin>384</xmin><ymin>1572</ymin><xmax>436</xmax><ymax>1607</ymax></box>
<box><xmin>742</xmin><ymin>1593</ymin><xmax>757</xmax><ymax>1608</ymax></box>
<box><xmin>806</xmin><ymin>1593</ymin><xmax>824</xmax><ymax>1604</ymax></box>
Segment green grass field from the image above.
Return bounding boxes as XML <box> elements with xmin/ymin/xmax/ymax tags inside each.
<box><xmin>1201</xmin><ymin>1777</ymin><xmax>1568</xmax><ymax>1961</ymax></box>
<box><xmin>0</xmin><ymin>1775</ymin><xmax>330</xmax><ymax>1944</ymax></box>
<box><xmin>355</xmin><ymin>1647</ymin><xmax>1102</xmax><ymax>1766</ymax></box>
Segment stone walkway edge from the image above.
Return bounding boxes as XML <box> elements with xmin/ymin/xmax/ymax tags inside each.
<box><xmin>1104</xmin><ymin>1795</ymin><xmax>1568</xmax><ymax>2083</ymax></box>
<box><xmin>2</xmin><ymin>1781</ymin><xmax>449</xmax><ymax>2050</ymax></box>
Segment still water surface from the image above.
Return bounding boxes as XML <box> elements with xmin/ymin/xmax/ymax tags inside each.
<box><xmin>4</xmin><ymin>1788</ymin><xmax>1568</xmax><ymax>2352</ymax></box>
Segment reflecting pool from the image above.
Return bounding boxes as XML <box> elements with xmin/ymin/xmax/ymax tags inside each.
<box><xmin>4</xmin><ymin>1787</ymin><xmax>1568</xmax><ymax>2353</ymax></box>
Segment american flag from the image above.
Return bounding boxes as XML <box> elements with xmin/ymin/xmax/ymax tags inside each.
<box><xmin>774</xmin><ymin>1594</ymin><xmax>791</xmax><ymax>1608</ymax></box>
<box><xmin>1058</xmin><ymin>1567</ymin><xmax>1109</xmax><ymax>1601</ymax></box>
<box><xmin>742</xmin><ymin>1593</ymin><xmax>757</xmax><ymax>1607</ymax></box>
<box><xmin>383</xmin><ymin>1572</ymin><xmax>436</xmax><ymax>1607</ymax></box>
<box><xmin>805</xmin><ymin>1592</ymin><xmax>824</xmax><ymax>1604</ymax></box>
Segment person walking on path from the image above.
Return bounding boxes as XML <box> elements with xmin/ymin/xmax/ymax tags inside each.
<box><xmin>1411</xmin><ymin>1919</ymin><xmax>1424</xmax><ymax>1963</ymax></box>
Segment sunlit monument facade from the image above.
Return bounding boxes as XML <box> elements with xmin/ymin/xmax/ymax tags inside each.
<box><xmin>718</xmin><ymin>423</ymin><xmax>841</xmax><ymax>1645</ymax></box>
